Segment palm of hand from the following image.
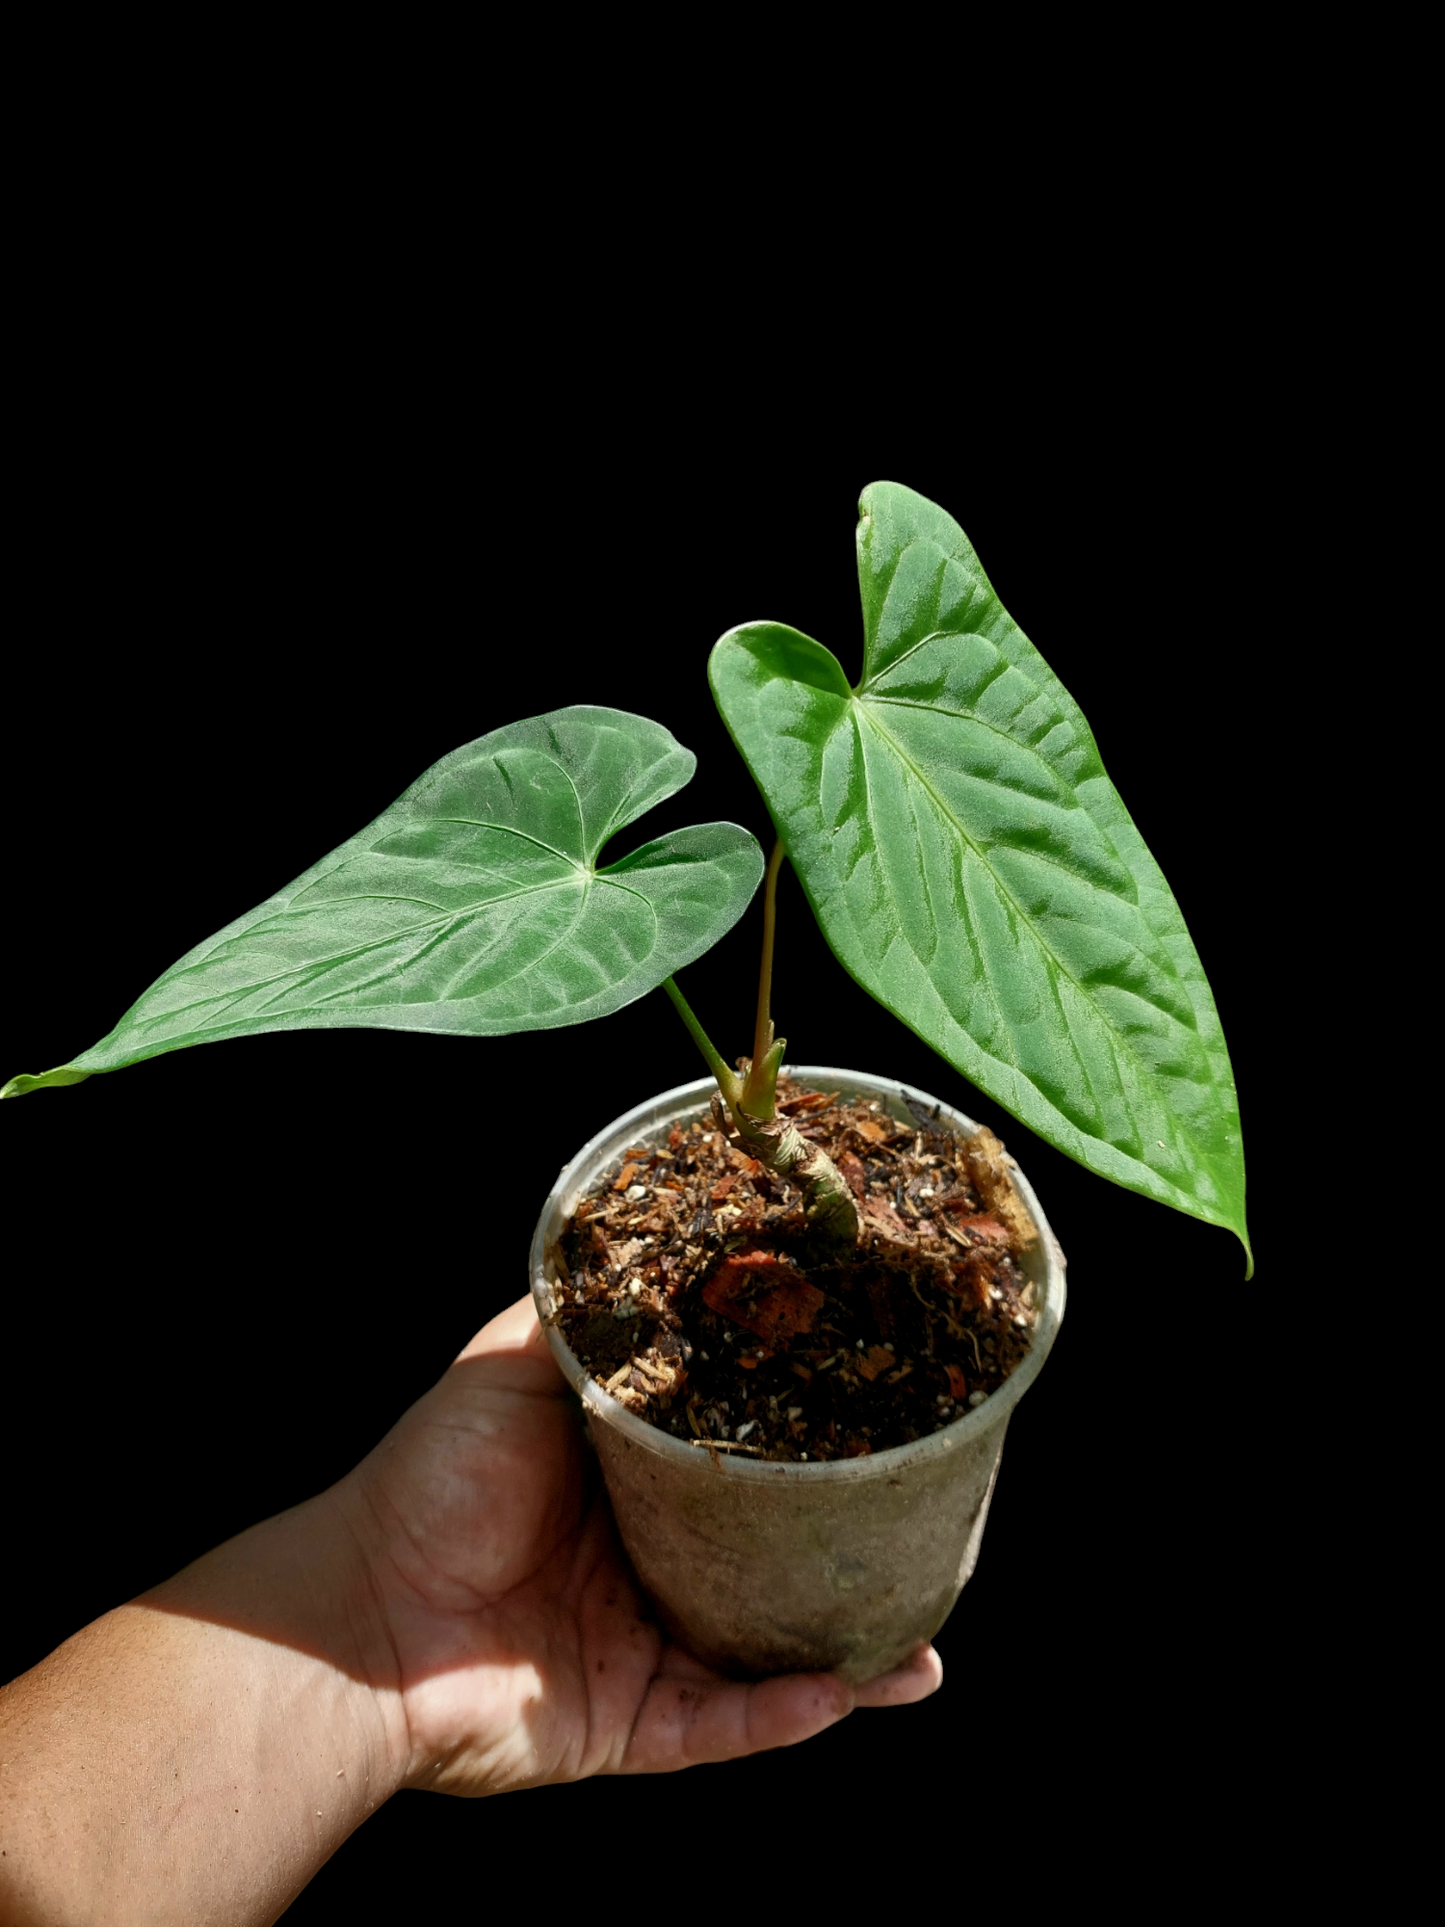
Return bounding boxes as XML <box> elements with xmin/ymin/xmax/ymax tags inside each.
<box><xmin>343</xmin><ymin>1300</ymin><xmax>937</xmax><ymax>1796</ymax></box>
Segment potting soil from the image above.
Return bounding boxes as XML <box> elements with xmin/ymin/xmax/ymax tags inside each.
<box><xmin>551</xmin><ymin>1079</ymin><xmax>1039</xmax><ymax>1462</ymax></box>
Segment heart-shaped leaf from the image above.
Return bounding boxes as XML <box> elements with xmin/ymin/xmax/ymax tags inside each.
<box><xmin>710</xmin><ymin>482</ymin><xmax>1250</xmax><ymax>1269</ymax></box>
<box><xmin>3</xmin><ymin>707</ymin><xmax>764</xmax><ymax>1097</ymax></box>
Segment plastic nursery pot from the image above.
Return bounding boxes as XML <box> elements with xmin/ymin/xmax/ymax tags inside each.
<box><xmin>530</xmin><ymin>1068</ymin><xmax>1066</xmax><ymax>1684</ymax></box>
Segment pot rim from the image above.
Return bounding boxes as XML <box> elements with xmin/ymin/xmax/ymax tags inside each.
<box><xmin>529</xmin><ymin>1066</ymin><xmax>1066</xmax><ymax>1485</ymax></box>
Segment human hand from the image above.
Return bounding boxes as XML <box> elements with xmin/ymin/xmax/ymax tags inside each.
<box><xmin>0</xmin><ymin>1297</ymin><xmax>941</xmax><ymax>1926</ymax></box>
<box><xmin>337</xmin><ymin>1296</ymin><xmax>942</xmax><ymax>1795</ymax></box>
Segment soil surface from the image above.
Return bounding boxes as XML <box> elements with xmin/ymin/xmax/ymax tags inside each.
<box><xmin>550</xmin><ymin>1078</ymin><xmax>1039</xmax><ymax>1462</ymax></box>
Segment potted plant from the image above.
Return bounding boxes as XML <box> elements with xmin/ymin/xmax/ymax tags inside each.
<box><xmin>2</xmin><ymin>481</ymin><xmax>1248</xmax><ymax>1680</ymax></box>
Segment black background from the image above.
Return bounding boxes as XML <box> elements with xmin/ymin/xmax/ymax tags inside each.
<box><xmin>2</xmin><ymin>310</ymin><xmax>1291</xmax><ymax>1909</ymax></box>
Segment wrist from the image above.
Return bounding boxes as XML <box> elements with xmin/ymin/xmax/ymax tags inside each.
<box><xmin>318</xmin><ymin>1475</ymin><xmax>417</xmax><ymax>1783</ymax></box>
<box><xmin>325</xmin><ymin>1467</ymin><xmax>446</xmax><ymax>1791</ymax></box>
<box><xmin>146</xmin><ymin>1480</ymin><xmax>414</xmax><ymax>1801</ymax></box>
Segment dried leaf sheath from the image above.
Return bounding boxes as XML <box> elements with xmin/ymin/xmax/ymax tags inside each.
<box><xmin>711</xmin><ymin>1092</ymin><xmax>859</xmax><ymax>1255</ymax></box>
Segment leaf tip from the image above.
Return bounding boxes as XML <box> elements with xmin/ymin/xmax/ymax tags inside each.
<box><xmin>1</xmin><ymin>1067</ymin><xmax>93</xmax><ymax>1100</ymax></box>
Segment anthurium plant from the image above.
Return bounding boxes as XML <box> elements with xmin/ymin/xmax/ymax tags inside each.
<box><xmin>2</xmin><ymin>482</ymin><xmax>1249</xmax><ymax>1271</ymax></box>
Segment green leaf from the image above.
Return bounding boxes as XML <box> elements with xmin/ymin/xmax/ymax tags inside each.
<box><xmin>2</xmin><ymin>707</ymin><xmax>764</xmax><ymax>1098</ymax></box>
<box><xmin>709</xmin><ymin>481</ymin><xmax>1250</xmax><ymax>1270</ymax></box>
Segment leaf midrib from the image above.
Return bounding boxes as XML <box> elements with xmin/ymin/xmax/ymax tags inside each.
<box><xmin>868</xmin><ymin>695</ymin><xmax>1152</xmax><ymax>910</ymax></box>
<box><xmin>857</xmin><ymin>632</ymin><xmax>1200</xmax><ymax>1031</ymax></box>
<box><xmin>851</xmin><ymin>698</ymin><xmax>1217</xmax><ymax>1148</ymax></box>
<box><xmin>115</xmin><ymin>866</ymin><xmax>671</xmax><ymax>1036</ymax></box>
<box><xmin>427</xmin><ymin>817</ymin><xmax>588</xmax><ymax>867</ymax></box>
<box><xmin>862</xmin><ymin>631</ymin><xmax>1087</xmax><ymax>803</ymax></box>
<box><xmin>858</xmin><ymin>620</ymin><xmax>1010</xmax><ymax>700</ymax></box>
<box><xmin>859</xmin><ymin>695</ymin><xmax>1193</xmax><ymax>1034</ymax></box>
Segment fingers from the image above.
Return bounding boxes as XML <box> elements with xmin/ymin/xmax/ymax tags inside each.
<box><xmin>619</xmin><ymin>1668</ymin><xmax>855</xmax><ymax>1775</ymax></box>
<box><xmin>851</xmin><ymin>1643</ymin><xmax>943</xmax><ymax>1708</ymax></box>
<box><xmin>454</xmin><ymin>1295</ymin><xmax>552</xmax><ymax>1364</ymax></box>
<box><xmin>618</xmin><ymin>1641</ymin><xmax>943</xmax><ymax>1771</ymax></box>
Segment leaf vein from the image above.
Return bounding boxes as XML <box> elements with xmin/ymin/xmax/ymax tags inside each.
<box><xmin>857</xmin><ymin>705</ymin><xmax>1211</xmax><ymax>1109</ymax></box>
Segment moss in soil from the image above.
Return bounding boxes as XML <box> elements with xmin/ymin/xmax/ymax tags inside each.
<box><xmin>551</xmin><ymin>1079</ymin><xmax>1039</xmax><ymax>1462</ymax></box>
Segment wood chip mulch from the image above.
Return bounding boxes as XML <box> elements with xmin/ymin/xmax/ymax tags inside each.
<box><xmin>549</xmin><ymin>1079</ymin><xmax>1039</xmax><ymax>1463</ymax></box>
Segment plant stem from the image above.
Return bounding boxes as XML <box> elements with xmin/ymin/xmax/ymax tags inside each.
<box><xmin>664</xmin><ymin>866</ymin><xmax>858</xmax><ymax>1256</ymax></box>
<box><xmin>742</xmin><ymin>840</ymin><xmax>788</xmax><ymax>1120</ymax></box>
<box><xmin>714</xmin><ymin>1093</ymin><xmax>860</xmax><ymax>1254</ymax></box>
<box><xmin>751</xmin><ymin>840</ymin><xmax>785</xmax><ymax>1074</ymax></box>
<box><xmin>662</xmin><ymin>976</ymin><xmax>742</xmax><ymax>1109</ymax></box>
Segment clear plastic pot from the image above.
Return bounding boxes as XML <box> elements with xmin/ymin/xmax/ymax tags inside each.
<box><xmin>529</xmin><ymin>1068</ymin><xmax>1066</xmax><ymax>1683</ymax></box>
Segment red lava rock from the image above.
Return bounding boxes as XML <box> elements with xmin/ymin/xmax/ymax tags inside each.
<box><xmin>945</xmin><ymin>1363</ymin><xmax>969</xmax><ymax>1400</ymax></box>
<box><xmin>854</xmin><ymin>1346</ymin><xmax>895</xmax><ymax>1383</ymax></box>
<box><xmin>702</xmin><ymin>1250</ymin><xmax>825</xmax><ymax>1347</ymax></box>
<box><xmin>947</xmin><ymin>1212</ymin><xmax>1010</xmax><ymax>1244</ymax></box>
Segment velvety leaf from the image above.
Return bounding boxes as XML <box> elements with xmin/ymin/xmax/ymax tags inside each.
<box><xmin>709</xmin><ymin>482</ymin><xmax>1249</xmax><ymax>1269</ymax></box>
<box><xmin>2</xmin><ymin>707</ymin><xmax>763</xmax><ymax>1097</ymax></box>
